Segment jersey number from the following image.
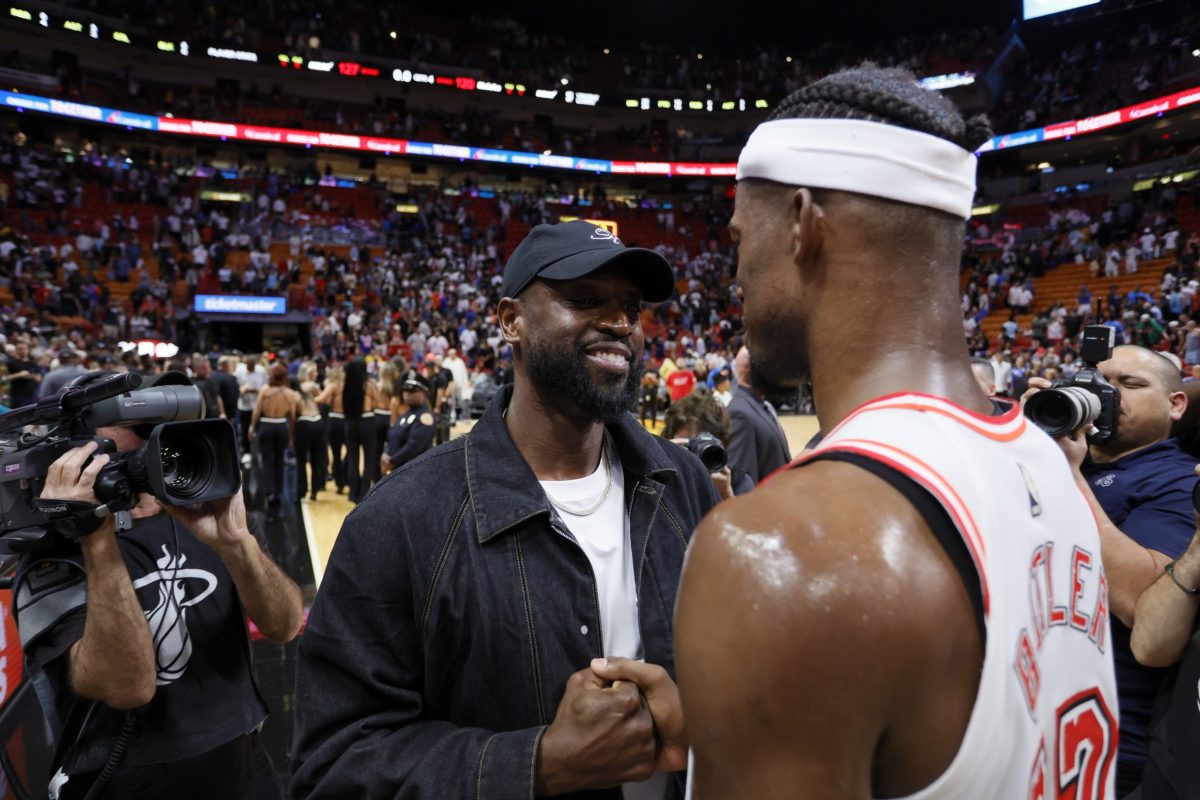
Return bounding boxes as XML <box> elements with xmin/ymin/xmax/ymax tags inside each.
<box><xmin>1028</xmin><ymin>689</ymin><xmax>1116</xmax><ymax>800</ymax></box>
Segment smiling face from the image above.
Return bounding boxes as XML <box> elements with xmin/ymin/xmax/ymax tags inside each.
<box><xmin>505</xmin><ymin>263</ymin><xmax>646</xmax><ymax>423</ymax></box>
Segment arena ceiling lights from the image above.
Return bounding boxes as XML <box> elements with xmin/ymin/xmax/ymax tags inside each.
<box><xmin>7</xmin><ymin>5</ymin><xmax>983</xmax><ymax>116</ymax></box>
<box><xmin>4</xmin><ymin>4</ymin><xmax>600</xmax><ymax>111</ymax></box>
<box><xmin>621</xmin><ymin>72</ymin><xmax>977</xmax><ymax>114</ymax></box>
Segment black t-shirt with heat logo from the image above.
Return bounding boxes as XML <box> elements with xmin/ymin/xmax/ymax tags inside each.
<box><xmin>14</xmin><ymin>513</ymin><xmax>269</xmax><ymax>796</ymax></box>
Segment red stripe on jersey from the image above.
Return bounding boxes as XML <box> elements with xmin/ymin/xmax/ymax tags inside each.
<box><xmin>821</xmin><ymin>392</ymin><xmax>1026</xmax><ymax>445</ymax></box>
<box><xmin>792</xmin><ymin>440</ymin><xmax>992</xmax><ymax>617</ymax></box>
<box><xmin>830</xmin><ymin>437</ymin><xmax>989</xmax><ymax>560</ymax></box>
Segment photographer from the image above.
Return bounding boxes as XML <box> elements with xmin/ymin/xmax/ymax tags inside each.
<box><xmin>1027</xmin><ymin>344</ymin><xmax>1198</xmax><ymax>794</ymax></box>
<box><xmin>663</xmin><ymin>391</ymin><xmax>754</xmax><ymax>500</ymax></box>
<box><xmin>12</xmin><ymin>372</ymin><xmax>304</xmax><ymax>799</ymax></box>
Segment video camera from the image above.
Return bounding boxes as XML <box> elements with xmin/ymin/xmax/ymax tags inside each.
<box><xmin>1024</xmin><ymin>325</ymin><xmax>1120</xmax><ymax>444</ymax></box>
<box><xmin>0</xmin><ymin>371</ymin><xmax>241</xmax><ymax>553</ymax></box>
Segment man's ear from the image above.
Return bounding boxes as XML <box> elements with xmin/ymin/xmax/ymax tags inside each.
<box><xmin>497</xmin><ymin>297</ymin><xmax>523</xmax><ymax>345</ymax></box>
<box><xmin>1169</xmin><ymin>389</ymin><xmax>1188</xmax><ymax>423</ymax></box>
<box><xmin>790</xmin><ymin>187</ymin><xmax>825</xmax><ymax>267</ymax></box>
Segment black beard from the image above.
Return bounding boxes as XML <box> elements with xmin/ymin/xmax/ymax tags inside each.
<box><xmin>526</xmin><ymin>335</ymin><xmax>644</xmax><ymax>424</ymax></box>
<box><xmin>748</xmin><ymin>354</ymin><xmax>800</xmax><ymax>400</ymax></box>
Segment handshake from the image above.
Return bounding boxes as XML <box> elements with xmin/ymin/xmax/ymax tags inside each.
<box><xmin>535</xmin><ymin>657</ymin><xmax>687</xmax><ymax>794</ymax></box>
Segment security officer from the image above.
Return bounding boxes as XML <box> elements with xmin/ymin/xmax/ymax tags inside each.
<box><xmin>380</xmin><ymin>370</ymin><xmax>437</xmax><ymax>474</ymax></box>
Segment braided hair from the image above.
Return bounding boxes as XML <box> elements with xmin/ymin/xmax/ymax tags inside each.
<box><xmin>769</xmin><ymin>63</ymin><xmax>992</xmax><ymax>153</ymax></box>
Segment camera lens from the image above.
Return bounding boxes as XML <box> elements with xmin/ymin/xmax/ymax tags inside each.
<box><xmin>687</xmin><ymin>434</ymin><xmax>728</xmax><ymax>473</ymax></box>
<box><xmin>697</xmin><ymin>443</ymin><xmax>726</xmax><ymax>472</ymax></box>
<box><xmin>1025</xmin><ymin>387</ymin><xmax>1101</xmax><ymax>437</ymax></box>
<box><xmin>157</xmin><ymin>436</ymin><xmax>212</xmax><ymax>500</ymax></box>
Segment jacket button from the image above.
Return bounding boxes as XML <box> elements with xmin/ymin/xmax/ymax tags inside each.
<box><xmin>580</xmin><ymin>625</ymin><xmax>588</xmax><ymax>635</ymax></box>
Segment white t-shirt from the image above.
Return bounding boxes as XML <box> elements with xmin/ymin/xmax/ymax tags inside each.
<box><xmin>538</xmin><ymin>441</ymin><xmax>669</xmax><ymax>800</ymax></box>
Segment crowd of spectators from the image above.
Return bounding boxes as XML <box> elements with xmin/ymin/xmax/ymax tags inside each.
<box><xmin>4</xmin><ymin>124</ymin><xmax>1200</xmax><ymax>426</ymax></box>
<box><xmin>960</xmin><ymin>184</ymin><xmax>1200</xmax><ymax>397</ymax></box>
<box><xmin>992</xmin><ymin>16</ymin><xmax>1200</xmax><ymax>133</ymax></box>
<box><xmin>0</xmin><ymin>134</ymin><xmax>749</xmax><ymax>419</ymax></box>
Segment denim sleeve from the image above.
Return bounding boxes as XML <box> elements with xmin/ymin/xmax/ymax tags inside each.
<box><xmin>289</xmin><ymin>501</ymin><xmax>544</xmax><ymax>800</ymax></box>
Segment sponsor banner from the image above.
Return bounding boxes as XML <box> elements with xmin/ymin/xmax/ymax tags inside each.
<box><xmin>0</xmin><ymin>90</ymin><xmax>160</xmax><ymax>132</ymax></box>
<box><xmin>985</xmin><ymin>85</ymin><xmax>1200</xmax><ymax>151</ymax></box>
<box><xmin>194</xmin><ymin>295</ymin><xmax>286</xmax><ymax>315</ymax></box>
<box><xmin>610</xmin><ymin>161</ymin><xmax>736</xmax><ymax>177</ymax></box>
<box><xmin>364</xmin><ymin>137</ymin><xmax>407</xmax><ymax>153</ymax></box>
<box><xmin>4</xmin><ymin>82</ymin><xmax>1200</xmax><ymax>176</ymax></box>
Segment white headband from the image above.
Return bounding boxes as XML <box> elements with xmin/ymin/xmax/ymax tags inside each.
<box><xmin>736</xmin><ymin>118</ymin><xmax>978</xmax><ymax>220</ymax></box>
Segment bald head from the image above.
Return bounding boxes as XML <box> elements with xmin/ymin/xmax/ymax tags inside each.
<box><xmin>1093</xmin><ymin>345</ymin><xmax>1188</xmax><ymax>459</ymax></box>
<box><xmin>1111</xmin><ymin>345</ymin><xmax>1183</xmax><ymax>394</ymax></box>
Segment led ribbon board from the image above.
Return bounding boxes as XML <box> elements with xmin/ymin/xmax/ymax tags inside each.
<box><xmin>2</xmin><ymin>84</ymin><xmax>1198</xmax><ymax>173</ymax></box>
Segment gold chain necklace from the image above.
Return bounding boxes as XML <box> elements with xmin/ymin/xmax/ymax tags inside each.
<box><xmin>506</xmin><ymin>405</ymin><xmax>613</xmax><ymax>516</ymax></box>
<box><xmin>544</xmin><ymin>440</ymin><xmax>612</xmax><ymax>517</ymax></box>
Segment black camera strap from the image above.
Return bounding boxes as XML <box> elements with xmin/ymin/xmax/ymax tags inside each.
<box><xmin>32</xmin><ymin>499</ymin><xmax>108</xmax><ymax>539</ymax></box>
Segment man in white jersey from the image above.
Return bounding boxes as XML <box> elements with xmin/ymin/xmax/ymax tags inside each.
<box><xmin>292</xmin><ymin>220</ymin><xmax>718</xmax><ymax>798</ymax></box>
<box><xmin>675</xmin><ymin>65</ymin><xmax>1118</xmax><ymax>798</ymax></box>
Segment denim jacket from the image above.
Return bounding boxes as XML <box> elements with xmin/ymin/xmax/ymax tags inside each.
<box><xmin>291</xmin><ymin>385</ymin><xmax>720</xmax><ymax>799</ymax></box>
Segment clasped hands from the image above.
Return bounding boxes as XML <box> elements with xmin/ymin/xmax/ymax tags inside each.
<box><xmin>535</xmin><ymin>656</ymin><xmax>687</xmax><ymax>795</ymax></box>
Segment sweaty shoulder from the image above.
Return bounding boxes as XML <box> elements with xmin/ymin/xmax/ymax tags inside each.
<box><xmin>676</xmin><ymin>459</ymin><xmax>982</xmax><ymax>796</ymax></box>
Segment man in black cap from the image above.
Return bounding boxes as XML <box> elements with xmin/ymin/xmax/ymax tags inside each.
<box><xmin>292</xmin><ymin>220</ymin><xmax>720</xmax><ymax>798</ymax></box>
<box><xmin>379</xmin><ymin>370</ymin><xmax>437</xmax><ymax>474</ymax></box>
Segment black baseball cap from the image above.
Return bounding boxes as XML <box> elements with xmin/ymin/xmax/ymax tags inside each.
<box><xmin>501</xmin><ymin>220</ymin><xmax>675</xmax><ymax>302</ymax></box>
<box><xmin>400</xmin><ymin>370</ymin><xmax>432</xmax><ymax>392</ymax></box>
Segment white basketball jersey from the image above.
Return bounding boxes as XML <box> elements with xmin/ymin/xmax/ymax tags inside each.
<box><xmin>802</xmin><ymin>392</ymin><xmax>1119</xmax><ymax>800</ymax></box>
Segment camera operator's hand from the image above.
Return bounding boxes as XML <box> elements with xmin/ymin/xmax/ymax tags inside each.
<box><xmin>157</xmin><ymin>489</ymin><xmax>252</xmax><ymax>551</ymax></box>
<box><xmin>1056</xmin><ymin>425</ymin><xmax>1089</xmax><ymax>471</ymax></box>
<box><xmin>1019</xmin><ymin>376</ymin><xmax>1053</xmax><ymax>410</ymax></box>
<box><xmin>710</xmin><ymin>466</ymin><xmax>734</xmax><ymax>501</ymax></box>
<box><xmin>160</xmin><ymin>488</ymin><xmax>303</xmax><ymax>643</ymax></box>
<box><xmin>41</xmin><ymin>441</ymin><xmax>111</xmax><ymax>509</ymax></box>
<box><xmin>535</xmin><ymin>666</ymin><xmax>658</xmax><ymax>794</ymax></box>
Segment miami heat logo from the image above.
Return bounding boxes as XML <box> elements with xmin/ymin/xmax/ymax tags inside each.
<box><xmin>131</xmin><ymin>546</ymin><xmax>218</xmax><ymax>685</ymax></box>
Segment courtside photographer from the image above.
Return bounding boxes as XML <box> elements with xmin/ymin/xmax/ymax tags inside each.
<box><xmin>4</xmin><ymin>369</ymin><xmax>302</xmax><ymax>799</ymax></box>
<box><xmin>662</xmin><ymin>390</ymin><xmax>754</xmax><ymax>500</ymax></box>
<box><xmin>1024</xmin><ymin>336</ymin><xmax>1198</xmax><ymax>794</ymax></box>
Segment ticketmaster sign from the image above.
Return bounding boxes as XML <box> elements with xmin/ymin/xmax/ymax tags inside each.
<box><xmin>194</xmin><ymin>295</ymin><xmax>287</xmax><ymax>315</ymax></box>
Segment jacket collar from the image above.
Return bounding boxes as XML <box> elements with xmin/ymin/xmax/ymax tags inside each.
<box><xmin>465</xmin><ymin>384</ymin><xmax>678</xmax><ymax>543</ymax></box>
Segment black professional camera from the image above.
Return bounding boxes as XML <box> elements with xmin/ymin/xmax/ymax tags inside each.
<box><xmin>0</xmin><ymin>371</ymin><xmax>242</xmax><ymax>553</ymax></box>
<box><xmin>687</xmin><ymin>432</ymin><xmax>728</xmax><ymax>473</ymax></box>
<box><xmin>1024</xmin><ymin>325</ymin><xmax>1120</xmax><ymax>444</ymax></box>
